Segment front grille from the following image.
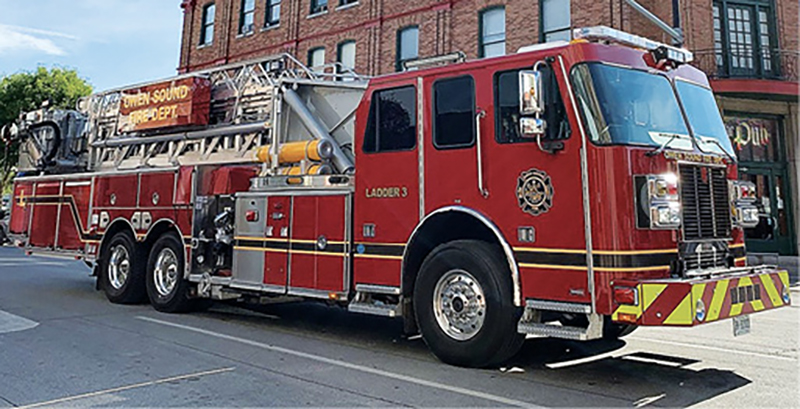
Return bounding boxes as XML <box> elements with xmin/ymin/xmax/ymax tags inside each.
<box><xmin>680</xmin><ymin>165</ymin><xmax>732</xmax><ymax>240</ymax></box>
<box><xmin>684</xmin><ymin>247</ymin><xmax>728</xmax><ymax>271</ymax></box>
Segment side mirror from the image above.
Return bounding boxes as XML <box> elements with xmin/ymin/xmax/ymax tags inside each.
<box><xmin>519</xmin><ymin>70</ymin><xmax>543</xmax><ymax>116</ymax></box>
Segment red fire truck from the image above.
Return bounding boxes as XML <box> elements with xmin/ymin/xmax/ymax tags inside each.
<box><xmin>3</xmin><ymin>26</ymin><xmax>791</xmax><ymax>368</ymax></box>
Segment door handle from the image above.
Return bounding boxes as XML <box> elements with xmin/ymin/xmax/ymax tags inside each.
<box><xmin>476</xmin><ymin>109</ymin><xmax>489</xmax><ymax>198</ymax></box>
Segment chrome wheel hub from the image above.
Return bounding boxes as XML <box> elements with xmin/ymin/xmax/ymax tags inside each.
<box><xmin>107</xmin><ymin>244</ymin><xmax>130</xmax><ymax>290</ymax></box>
<box><xmin>153</xmin><ymin>248</ymin><xmax>179</xmax><ymax>297</ymax></box>
<box><xmin>433</xmin><ymin>269</ymin><xmax>486</xmax><ymax>341</ymax></box>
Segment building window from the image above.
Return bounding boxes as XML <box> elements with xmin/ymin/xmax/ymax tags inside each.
<box><xmin>311</xmin><ymin>0</ymin><xmax>328</xmax><ymax>14</ymax></box>
<box><xmin>265</xmin><ymin>0</ymin><xmax>280</xmax><ymax>27</ymax></box>
<box><xmin>396</xmin><ymin>26</ymin><xmax>419</xmax><ymax>71</ymax></box>
<box><xmin>479</xmin><ymin>7</ymin><xmax>505</xmax><ymax>58</ymax></box>
<box><xmin>200</xmin><ymin>3</ymin><xmax>215</xmax><ymax>46</ymax></box>
<box><xmin>239</xmin><ymin>0</ymin><xmax>255</xmax><ymax>34</ymax></box>
<box><xmin>433</xmin><ymin>76</ymin><xmax>476</xmax><ymax>149</ymax></box>
<box><xmin>541</xmin><ymin>0</ymin><xmax>571</xmax><ymax>42</ymax></box>
<box><xmin>339</xmin><ymin>0</ymin><xmax>357</xmax><ymax>6</ymax></box>
<box><xmin>363</xmin><ymin>86</ymin><xmax>417</xmax><ymax>153</ymax></box>
<box><xmin>712</xmin><ymin>1</ymin><xmax>776</xmax><ymax>79</ymax></box>
<box><xmin>308</xmin><ymin>47</ymin><xmax>325</xmax><ymax>69</ymax></box>
<box><xmin>337</xmin><ymin>41</ymin><xmax>356</xmax><ymax>80</ymax></box>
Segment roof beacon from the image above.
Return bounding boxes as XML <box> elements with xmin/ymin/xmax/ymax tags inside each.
<box><xmin>573</xmin><ymin>26</ymin><xmax>693</xmax><ymax>65</ymax></box>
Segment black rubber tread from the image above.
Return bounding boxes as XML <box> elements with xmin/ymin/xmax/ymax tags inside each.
<box><xmin>145</xmin><ymin>233</ymin><xmax>194</xmax><ymax>313</ymax></box>
<box><xmin>99</xmin><ymin>231</ymin><xmax>147</xmax><ymax>304</ymax></box>
<box><xmin>414</xmin><ymin>239</ymin><xmax>524</xmax><ymax>368</ymax></box>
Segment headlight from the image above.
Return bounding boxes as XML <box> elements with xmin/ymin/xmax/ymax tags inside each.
<box><xmin>696</xmin><ymin>299</ymin><xmax>706</xmax><ymax>322</ymax></box>
<box><xmin>649</xmin><ymin>173</ymin><xmax>679</xmax><ymax>201</ymax></box>
<box><xmin>730</xmin><ymin>180</ymin><xmax>759</xmax><ymax>228</ymax></box>
<box><xmin>651</xmin><ymin>203</ymin><xmax>681</xmax><ymax>229</ymax></box>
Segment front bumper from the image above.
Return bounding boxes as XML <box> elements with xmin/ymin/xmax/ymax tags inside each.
<box><xmin>611</xmin><ymin>265</ymin><xmax>790</xmax><ymax>326</ymax></box>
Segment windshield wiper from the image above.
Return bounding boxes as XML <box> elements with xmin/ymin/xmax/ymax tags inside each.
<box><xmin>645</xmin><ymin>134</ymin><xmax>679</xmax><ymax>157</ymax></box>
<box><xmin>698</xmin><ymin>138</ymin><xmax>736</xmax><ymax>162</ymax></box>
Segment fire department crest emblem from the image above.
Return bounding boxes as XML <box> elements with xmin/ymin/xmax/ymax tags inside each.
<box><xmin>516</xmin><ymin>168</ymin><xmax>554</xmax><ymax>216</ymax></box>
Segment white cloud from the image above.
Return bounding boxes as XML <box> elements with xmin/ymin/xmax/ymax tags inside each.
<box><xmin>0</xmin><ymin>24</ymin><xmax>74</xmax><ymax>56</ymax></box>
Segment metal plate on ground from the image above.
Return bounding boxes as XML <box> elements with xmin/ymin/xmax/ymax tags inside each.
<box><xmin>733</xmin><ymin>314</ymin><xmax>751</xmax><ymax>337</ymax></box>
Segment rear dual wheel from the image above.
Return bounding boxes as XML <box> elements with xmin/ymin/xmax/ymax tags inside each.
<box><xmin>414</xmin><ymin>240</ymin><xmax>524</xmax><ymax>368</ymax></box>
<box><xmin>99</xmin><ymin>231</ymin><xmax>146</xmax><ymax>304</ymax></box>
<box><xmin>145</xmin><ymin>233</ymin><xmax>197</xmax><ymax>313</ymax></box>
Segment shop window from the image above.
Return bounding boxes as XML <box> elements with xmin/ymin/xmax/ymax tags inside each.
<box><xmin>480</xmin><ymin>7</ymin><xmax>505</xmax><ymax>58</ymax></box>
<box><xmin>265</xmin><ymin>0</ymin><xmax>280</xmax><ymax>27</ymax></box>
<box><xmin>200</xmin><ymin>3</ymin><xmax>215</xmax><ymax>46</ymax></box>
<box><xmin>725</xmin><ymin>116</ymin><xmax>781</xmax><ymax>162</ymax></box>
<box><xmin>396</xmin><ymin>26</ymin><xmax>419</xmax><ymax>71</ymax></box>
<box><xmin>311</xmin><ymin>0</ymin><xmax>328</xmax><ymax>14</ymax></box>
<box><xmin>541</xmin><ymin>0</ymin><xmax>571</xmax><ymax>42</ymax></box>
<box><xmin>363</xmin><ymin>86</ymin><xmax>417</xmax><ymax>153</ymax></box>
<box><xmin>433</xmin><ymin>76</ymin><xmax>475</xmax><ymax>149</ymax></box>
<box><xmin>239</xmin><ymin>0</ymin><xmax>255</xmax><ymax>34</ymax></box>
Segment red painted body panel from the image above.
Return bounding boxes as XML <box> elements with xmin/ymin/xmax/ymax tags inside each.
<box><xmin>29</xmin><ymin>182</ymin><xmax>60</xmax><ymax>248</ymax></box>
<box><xmin>290</xmin><ymin>195</ymin><xmax>348</xmax><ymax>292</ymax></box>
<box><xmin>10</xmin><ymin>181</ymin><xmax>33</xmax><ymax>235</ymax></box>
<box><xmin>57</xmin><ymin>180</ymin><xmax>92</xmax><ymax>250</ymax></box>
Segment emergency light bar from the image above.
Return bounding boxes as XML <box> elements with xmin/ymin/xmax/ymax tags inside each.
<box><xmin>573</xmin><ymin>26</ymin><xmax>694</xmax><ymax>64</ymax></box>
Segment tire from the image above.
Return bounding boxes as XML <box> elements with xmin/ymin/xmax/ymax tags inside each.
<box><xmin>99</xmin><ymin>231</ymin><xmax>146</xmax><ymax>304</ymax></box>
<box><xmin>414</xmin><ymin>240</ymin><xmax>524</xmax><ymax>368</ymax></box>
<box><xmin>146</xmin><ymin>233</ymin><xmax>194</xmax><ymax>313</ymax></box>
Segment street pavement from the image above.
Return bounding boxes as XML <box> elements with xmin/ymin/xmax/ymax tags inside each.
<box><xmin>0</xmin><ymin>245</ymin><xmax>797</xmax><ymax>407</ymax></box>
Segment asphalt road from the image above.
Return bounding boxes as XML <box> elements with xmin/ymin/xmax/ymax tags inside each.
<box><xmin>0</xmin><ymin>246</ymin><xmax>797</xmax><ymax>408</ymax></box>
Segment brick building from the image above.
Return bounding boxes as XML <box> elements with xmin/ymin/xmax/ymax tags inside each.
<box><xmin>178</xmin><ymin>0</ymin><xmax>799</xmax><ymax>263</ymax></box>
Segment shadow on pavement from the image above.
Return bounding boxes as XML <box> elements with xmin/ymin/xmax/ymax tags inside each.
<box><xmin>197</xmin><ymin>301</ymin><xmax>750</xmax><ymax>407</ymax></box>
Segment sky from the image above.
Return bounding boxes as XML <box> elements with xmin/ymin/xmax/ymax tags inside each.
<box><xmin>0</xmin><ymin>0</ymin><xmax>184</xmax><ymax>91</ymax></box>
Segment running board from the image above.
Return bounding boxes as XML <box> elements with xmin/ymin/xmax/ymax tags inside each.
<box><xmin>348</xmin><ymin>302</ymin><xmax>400</xmax><ymax>317</ymax></box>
<box><xmin>517</xmin><ymin>301</ymin><xmax>603</xmax><ymax>341</ymax></box>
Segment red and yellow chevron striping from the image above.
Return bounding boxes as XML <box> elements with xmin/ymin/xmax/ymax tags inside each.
<box><xmin>612</xmin><ymin>270</ymin><xmax>790</xmax><ymax>326</ymax></box>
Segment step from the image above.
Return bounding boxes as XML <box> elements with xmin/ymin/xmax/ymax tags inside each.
<box><xmin>517</xmin><ymin>322</ymin><xmax>591</xmax><ymax>341</ymax></box>
<box><xmin>348</xmin><ymin>301</ymin><xmax>400</xmax><ymax>317</ymax></box>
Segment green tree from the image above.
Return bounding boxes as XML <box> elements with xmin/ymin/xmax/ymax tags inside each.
<box><xmin>0</xmin><ymin>67</ymin><xmax>92</xmax><ymax>194</ymax></box>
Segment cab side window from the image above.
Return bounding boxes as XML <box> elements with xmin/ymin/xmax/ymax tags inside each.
<box><xmin>433</xmin><ymin>76</ymin><xmax>476</xmax><ymax>149</ymax></box>
<box><xmin>363</xmin><ymin>86</ymin><xmax>417</xmax><ymax>153</ymax></box>
<box><xmin>494</xmin><ymin>66</ymin><xmax>570</xmax><ymax>143</ymax></box>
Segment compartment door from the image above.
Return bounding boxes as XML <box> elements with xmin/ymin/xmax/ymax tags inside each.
<box><xmin>289</xmin><ymin>194</ymin><xmax>350</xmax><ymax>297</ymax></box>
<box><xmin>232</xmin><ymin>196</ymin><xmax>267</xmax><ymax>289</ymax></box>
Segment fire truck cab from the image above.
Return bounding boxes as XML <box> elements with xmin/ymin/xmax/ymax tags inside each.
<box><xmin>6</xmin><ymin>27</ymin><xmax>791</xmax><ymax>368</ymax></box>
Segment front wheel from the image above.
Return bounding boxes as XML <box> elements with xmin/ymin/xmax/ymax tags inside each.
<box><xmin>414</xmin><ymin>240</ymin><xmax>524</xmax><ymax>368</ymax></box>
<box><xmin>146</xmin><ymin>233</ymin><xmax>194</xmax><ymax>313</ymax></box>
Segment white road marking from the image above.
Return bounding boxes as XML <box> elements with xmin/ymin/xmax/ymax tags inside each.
<box><xmin>633</xmin><ymin>393</ymin><xmax>666</xmax><ymax>407</ymax></box>
<box><xmin>18</xmin><ymin>367</ymin><xmax>235</xmax><ymax>409</ymax></box>
<box><xmin>0</xmin><ymin>262</ymin><xmax>71</xmax><ymax>267</ymax></box>
<box><xmin>545</xmin><ymin>350</ymin><xmax>618</xmax><ymax>369</ymax></box>
<box><xmin>627</xmin><ymin>336</ymin><xmax>797</xmax><ymax>362</ymax></box>
<box><xmin>137</xmin><ymin>316</ymin><xmax>539</xmax><ymax>407</ymax></box>
<box><xmin>0</xmin><ymin>310</ymin><xmax>39</xmax><ymax>334</ymax></box>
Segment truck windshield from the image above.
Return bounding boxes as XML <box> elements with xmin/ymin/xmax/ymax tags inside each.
<box><xmin>674</xmin><ymin>80</ymin><xmax>736</xmax><ymax>157</ymax></box>
<box><xmin>572</xmin><ymin>63</ymin><xmax>693</xmax><ymax>151</ymax></box>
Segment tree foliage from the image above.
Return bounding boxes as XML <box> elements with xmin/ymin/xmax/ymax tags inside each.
<box><xmin>0</xmin><ymin>67</ymin><xmax>92</xmax><ymax>193</ymax></box>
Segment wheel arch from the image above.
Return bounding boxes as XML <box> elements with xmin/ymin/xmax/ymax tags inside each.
<box><xmin>97</xmin><ymin>218</ymin><xmax>137</xmax><ymax>259</ymax></box>
<box><xmin>141</xmin><ymin>219</ymin><xmax>188</xmax><ymax>276</ymax></box>
<box><xmin>401</xmin><ymin>206</ymin><xmax>521</xmax><ymax>307</ymax></box>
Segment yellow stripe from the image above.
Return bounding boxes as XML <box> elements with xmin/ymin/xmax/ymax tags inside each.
<box><xmin>729</xmin><ymin>243</ymin><xmax>745</xmax><ymax>249</ymax></box>
<box><xmin>290</xmin><ymin>249</ymin><xmax>345</xmax><ymax>257</ymax></box>
<box><xmin>593</xmin><ymin>248</ymin><xmax>678</xmax><ymax>255</ymax></box>
<box><xmin>518</xmin><ymin>263</ymin><xmax>588</xmax><ymax>271</ymax></box>
<box><xmin>291</xmin><ymin>239</ymin><xmax>347</xmax><ymax>245</ymax></box>
<box><xmin>234</xmin><ymin>236</ymin><xmax>288</xmax><ymax>242</ymax></box>
<box><xmin>594</xmin><ymin>265</ymin><xmax>671</xmax><ymax>273</ymax></box>
<box><xmin>354</xmin><ymin>253</ymin><xmax>403</xmax><ymax>260</ymax></box>
<box><xmin>513</xmin><ymin>247</ymin><xmax>586</xmax><ymax>254</ymax></box>
<box><xmin>707</xmin><ymin>279</ymin><xmax>730</xmax><ymax>321</ymax></box>
<box><xmin>612</xmin><ymin>303</ymin><xmax>642</xmax><ymax>321</ymax></box>
<box><xmin>233</xmin><ymin>246</ymin><xmax>288</xmax><ymax>254</ymax></box>
<box><xmin>729</xmin><ymin>277</ymin><xmax>753</xmax><ymax>317</ymax></box>
<box><xmin>734</xmin><ymin>257</ymin><xmax>746</xmax><ymax>264</ymax></box>
<box><xmin>642</xmin><ymin>283</ymin><xmax>668</xmax><ymax>311</ymax></box>
<box><xmin>664</xmin><ymin>293</ymin><xmax>693</xmax><ymax>325</ymax></box>
<box><xmin>759</xmin><ymin>274</ymin><xmax>783</xmax><ymax>308</ymax></box>
<box><xmin>778</xmin><ymin>271</ymin><xmax>789</xmax><ymax>288</ymax></box>
<box><xmin>354</xmin><ymin>241</ymin><xmax>405</xmax><ymax>247</ymax></box>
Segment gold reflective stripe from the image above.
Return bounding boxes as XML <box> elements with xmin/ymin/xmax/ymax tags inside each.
<box><xmin>664</xmin><ymin>293</ymin><xmax>693</xmax><ymax>325</ymax></box>
<box><xmin>759</xmin><ymin>273</ymin><xmax>783</xmax><ymax>307</ymax></box>
<box><xmin>778</xmin><ymin>271</ymin><xmax>790</xmax><ymax>288</ymax></box>
<box><xmin>353</xmin><ymin>254</ymin><xmax>403</xmax><ymax>260</ymax></box>
<box><xmin>518</xmin><ymin>263</ymin><xmax>587</xmax><ymax>271</ymax></box>
<box><xmin>642</xmin><ymin>283</ymin><xmax>668</xmax><ymax>312</ymax></box>
<box><xmin>707</xmin><ymin>279</ymin><xmax>729</xmax><ymax>321</ymax></box>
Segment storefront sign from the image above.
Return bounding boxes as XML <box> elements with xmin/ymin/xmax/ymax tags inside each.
<box><xmin>724</xmin><ymin>116</ymin><xmax>779</xmax><ymax>162</ymax></box>
<box><xmin>117</xmin><ymin>77</ymin><xmax>211</xmax><ymax>133</ymax></box>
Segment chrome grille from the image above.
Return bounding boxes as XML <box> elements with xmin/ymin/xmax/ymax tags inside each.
<box><xmin>680</xmin><ymin>165</ymin><xmax>732</xmax><ymax>240</ymax></box>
